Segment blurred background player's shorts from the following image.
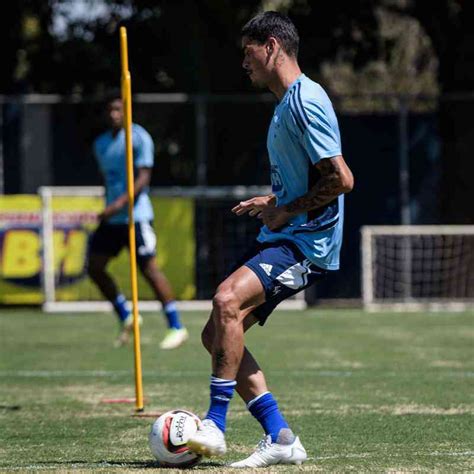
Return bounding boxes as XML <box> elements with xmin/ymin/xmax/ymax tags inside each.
<box><xmin>89</xmin><ymin>221</ymin><xmax>157</xmax><ymax>263</ymax></box>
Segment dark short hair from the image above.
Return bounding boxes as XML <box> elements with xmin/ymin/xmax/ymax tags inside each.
<box><xmin>104</xmin><ymin>89</ymin><xmax>122</xmax><ymax>106</ymax></box>
<box><xmin>241</xmin><ymin>11</ymin><xmax>299</xmax><ymax>58</ymax></box>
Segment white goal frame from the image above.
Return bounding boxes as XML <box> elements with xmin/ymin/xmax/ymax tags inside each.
<box><xmin>361</xmin><ymin>225</ymin><xmax>474</xmax><ymax>312</ymax></box>
<box><xmin>39</xmin><ymin>186</ymin><xmax>306</xmax><ymax>312</ymax></box>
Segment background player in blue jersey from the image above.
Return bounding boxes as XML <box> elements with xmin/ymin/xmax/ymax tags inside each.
<box><xmin>187</xmin><ymin>12</ymin><xmax>354</xmax><ymax>467</ymax></box>
<box><xmin>87</xmin><ymin>94</ymin><xmax>188</xmax><ymax>350</ymax></box>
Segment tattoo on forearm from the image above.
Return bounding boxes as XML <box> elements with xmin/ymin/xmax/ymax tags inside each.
<box><xmin>286</xmin><ymin>159</ymin><xmax>346</xmax><ymax>214</ymax></box>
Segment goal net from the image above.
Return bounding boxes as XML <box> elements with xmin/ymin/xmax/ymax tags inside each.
<box><xmin>39</xmin><ymin>186</ymin><xmax>306</xmax><ymax>312</ymax></box>
<box><xmin>361</xmin><ymin>225</ymin><xmax>474</xmax><ymax>311</ymax></box>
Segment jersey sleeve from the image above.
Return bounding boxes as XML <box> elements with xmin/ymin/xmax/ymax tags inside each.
<box><xmin>301</xmin><ymin>101</ymin><xmax>342</xmax><ymax>165</ymax></box>
<box><xmin>133</xmin><ymin>126</ymin><xmax>155</xmax><ymax>168</ymax></box>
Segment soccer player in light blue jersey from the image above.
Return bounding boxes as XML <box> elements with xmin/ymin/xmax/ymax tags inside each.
<box><xmin>187</xmin><ymin>12</ymin><xmax>354</xmax><ymax>467</ymax></box>
<box><xmin>87</xmin><ymin>94</ymin><xmax>188</xmax><ymax>350</ymax></box>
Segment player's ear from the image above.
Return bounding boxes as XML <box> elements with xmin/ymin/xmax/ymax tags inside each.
<box><xmin>266</xmin><ymin>37</ymin><xmax>278</xmax><ymax>55</ymax></box>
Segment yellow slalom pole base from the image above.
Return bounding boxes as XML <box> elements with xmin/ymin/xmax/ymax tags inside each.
<box><xmin>100</xmin><ymin>398</ymin><xmax>147</xmax><ymax>405</ymax></box>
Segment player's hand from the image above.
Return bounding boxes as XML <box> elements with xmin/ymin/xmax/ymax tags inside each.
<box><xmin>259</xmin><ymin>206</ymin><xmax>292</xmax><ymax>231</ymax></box>
<box><xmin>97</xmin><ymin>204</ymin><xmax>116</xmax><ymax>222</ymax></box>
<box><xmin>231</xmin><ymin>195</ymin><xmax>275</xmax><ymax>217</ymax></box>
<box><xmin>98</xmin><ymin>196</ymin><xmax>129</xmax><ymax>222</ymax></box>
<box><xmin>97</xmin><ymin>207</ymin><xmax>113</xmax><ymax>222</ymax></box>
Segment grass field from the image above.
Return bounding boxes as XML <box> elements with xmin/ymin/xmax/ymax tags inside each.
<box><xmin>0</xmin><ymin>308</ymin><xmax>473</xmax><ymax>472</ymax></box>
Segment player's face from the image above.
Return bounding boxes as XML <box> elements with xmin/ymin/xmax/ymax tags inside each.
<box><xmin>107</xmin><ymin>99</ymin><xmax>124</xmax><ymax>130</ymax></box>
<box><xmin>241</xmin><ymin>37</ymin><xmax>272</xmax><ymax>88</ymax></box>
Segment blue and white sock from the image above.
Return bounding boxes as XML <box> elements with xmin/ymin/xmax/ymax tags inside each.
<box><xmin>205</xmin><ymin>376</ymin><xmax>236</xmax><ymax>432</ymax></box>
<box><xmin>163</xmin><ymin>301</ymin><xmax>183</xmax><ymax>329</ymax></box>
<box><xmin>248</xmin><ymin>391</ymin><xmax>289</xmax><ymax>442</ymax></box>
<box><xmin>113</xmin><ymin>294</ymin><xmax>130</xmax><ymax>323</ymax></box>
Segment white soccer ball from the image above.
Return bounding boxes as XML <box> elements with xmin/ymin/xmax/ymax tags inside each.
<box><xmin>149</xmin><ymin>409</ymin><xmax>202</xmax><ymax>468</ymax></box>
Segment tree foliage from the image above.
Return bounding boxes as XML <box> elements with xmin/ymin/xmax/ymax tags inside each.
<box><xmin>2</xmin><ymin>0</ymin><xmax>470</xmax><ymax>96</ymax></box>
<box><xmin>1</xmin><ymin>1</ymin><xmax>472</xmax><ymax>222</ymax></box>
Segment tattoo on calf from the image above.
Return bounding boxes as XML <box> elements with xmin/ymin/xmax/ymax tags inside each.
<box><xmin>215</xmin><ymin>349</ymin><xmax>226</xmax><ymax>371</ymax></box>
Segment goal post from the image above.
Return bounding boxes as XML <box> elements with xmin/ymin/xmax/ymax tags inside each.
<box><xmin>39</xmin><ymin>186</ymin><xmax>105</xmax><ymax>312</ymax></box>
<box><xmin>361</xmin><ymin>225</ymin><xmax>474</xmax><ymax>312</ymax></box>
<box><xmin>39</xmin><ymin>185</ymin><xmax>306</xmax><ymax>312</ymax></box>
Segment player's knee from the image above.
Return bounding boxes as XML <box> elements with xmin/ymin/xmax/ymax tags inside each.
<box><xmin>212</xmin><ymin>289</ymin><xmax>239</xmax><ymax>323</ymax></box>
<box><xmin>138</xmin><ymin>258</ymin><xmax>154</xmax><ymax>277</ymax></box>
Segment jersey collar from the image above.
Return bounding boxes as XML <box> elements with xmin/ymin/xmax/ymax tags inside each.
<box><xmin>280</xmin><ymin>73</ymin><xmax>305</xmax><ymax>104</ymax></box>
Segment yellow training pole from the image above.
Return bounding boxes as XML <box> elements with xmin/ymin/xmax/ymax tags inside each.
<box><xmin>120</xmin><ymin>26</ymin><xmax>144</xmax><ymax>412</ymax></box>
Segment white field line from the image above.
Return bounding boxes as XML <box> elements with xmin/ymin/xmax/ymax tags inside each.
<box><xmin>1</xmin><ymin>369</ymin><xmax>473</xmax><ymax>379</ymax></box>
<box><xmin>0</xmin><ymin>369</ymin><xmax>354</xmax><ymax>378</ymax></box>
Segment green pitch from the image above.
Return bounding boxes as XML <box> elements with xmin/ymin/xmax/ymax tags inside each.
<box><xmin>0</xmin><ymin>309</ymin><xmax>473</xmax><ymax>472</ymax></box>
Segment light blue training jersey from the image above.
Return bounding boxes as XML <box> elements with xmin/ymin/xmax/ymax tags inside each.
<box><xmin>258</xmin><ymin>74</ymin><xmax>344</xmax><ymax>270</ymax></box>
<box><xmin>93</xmin><ymin>123</ymin><xmax>154</xmax><ymax>224</ymax></box>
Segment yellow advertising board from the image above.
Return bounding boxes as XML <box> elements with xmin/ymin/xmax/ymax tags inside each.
<box><xmin>0</xmin><ymin>195</ymin><xmax>195</xmax><ymax>304</ymax></box>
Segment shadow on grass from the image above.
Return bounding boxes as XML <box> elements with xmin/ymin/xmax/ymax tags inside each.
<box><xmin>33</xmin><ymin>460</ymin><xmax>223</xmax><ymax>469</ymax></box>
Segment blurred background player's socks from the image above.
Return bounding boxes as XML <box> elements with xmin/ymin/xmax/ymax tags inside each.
<box><xmin>248</xmin><ymin>391</ymin><xmax>290</xmax><ymax>442</ymax></box>
<box><xmin>205</xmin><ymin>376</ymin><xmax>236</xmax><ymax>432</ymax></box>
<box><xmin>113</xmin><ymin>294</ymin><xmax>130</xmax><ymax>322</ymax></box>
<box><xmin>163</xmin><ymin>301</ymin><xmax>182</xmax><ymax>329</ymax></box>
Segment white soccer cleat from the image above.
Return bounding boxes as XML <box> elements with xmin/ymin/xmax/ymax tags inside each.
<box><xmin>186</xmin><ymin>419</ymin><xmax>227</xmax><ymax>457</ymax></box>
<box><xmin>114</xmin><ymin>314</ymin><xmax>143</xmax><ymax>347</ymax></box>
<box><xmin>123</xmin><ymin>313</ymin><xmax>143</xmax><ymax>329</ymax></box>
<box><xmin>159</xmin><ymin>327</ymin><xmax>189</xmax><ymax>350</ymax></box>
<box><xmin>229</xmin><ymin>431</ymin><xmax>307</xmax><ymax>468</ymax></box>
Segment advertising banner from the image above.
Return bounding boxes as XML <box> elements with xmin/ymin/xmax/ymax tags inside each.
<box><xmin>0</xmin><ymin>195</ymin><xmax>195</xmax><ymax>304</ymax></box>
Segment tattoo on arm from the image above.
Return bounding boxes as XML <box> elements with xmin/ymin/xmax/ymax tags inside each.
<box><xmin>285</xmin><ymin>158</ymin><xmax>349</xmax><ymax>214</ymax></box>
